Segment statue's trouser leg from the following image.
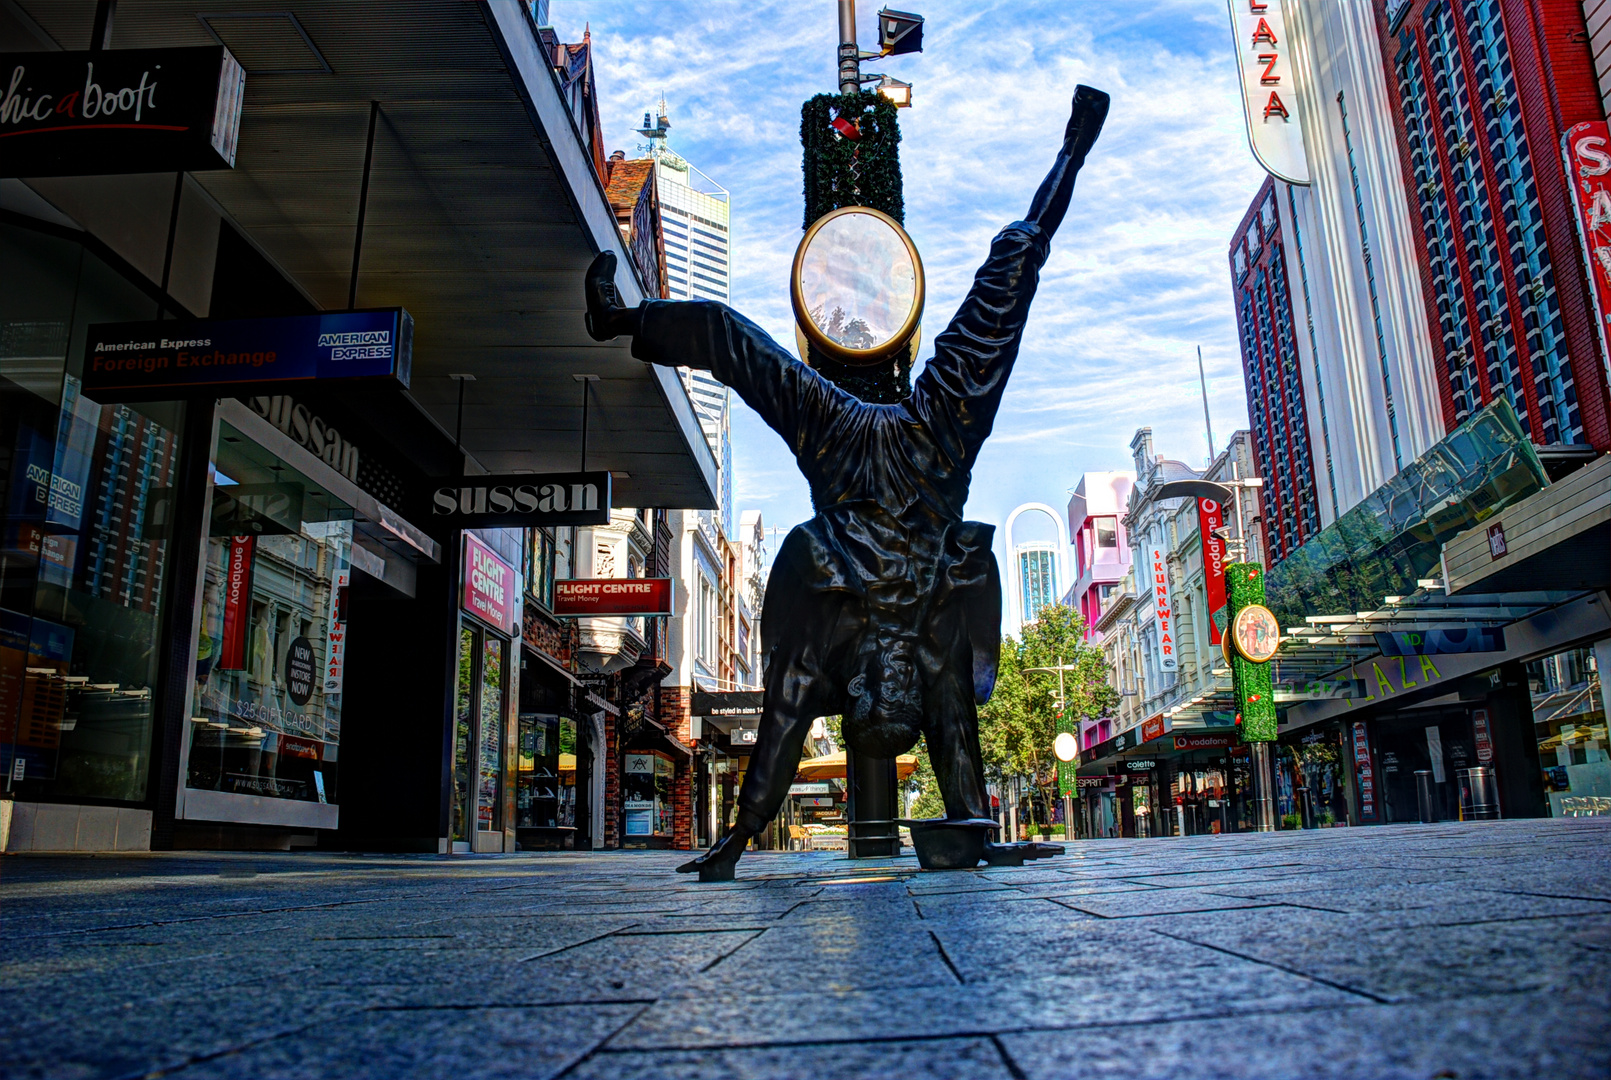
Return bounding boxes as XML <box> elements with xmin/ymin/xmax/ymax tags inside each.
<box><xmin>922</xmin><ymin>607</ymin><xmax>991</xmax><ymax>821</ymax></box>
<box><xmin>734</xmin><ymin>596</ymin><xmax>852</xmax><ymax>830</ymax></box>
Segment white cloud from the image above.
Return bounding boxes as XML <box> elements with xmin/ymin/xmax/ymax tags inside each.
<box><xmin>559</xmin><ymin>1</ymin><xmax>1266</xmax><ymax>568</ymax></box>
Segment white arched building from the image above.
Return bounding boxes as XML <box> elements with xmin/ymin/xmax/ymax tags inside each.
<box><xmin>1002</xmin><ymin>502</ymin><xmax>1071</xmax><ymax>640</ymax></box>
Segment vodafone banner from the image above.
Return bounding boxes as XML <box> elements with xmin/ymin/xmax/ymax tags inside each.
<box><xmin>1563</xmin><ymin>120</ymin><xmax>1611</xmax><ymax>386</ymax></box>
<box><xmin>1198</xmin><ymin>498</ymin><xmax>1228</xmax><ymax>645</ymax></box>
<box><xmin>553</xmin><ymin>578</ymin><xmax>673</xmax><ymax>617</ymax></box>
<box><xmin>218</xmin><ymin>535</ymin><xmax>255</xmax><ymax>670</ymax></box>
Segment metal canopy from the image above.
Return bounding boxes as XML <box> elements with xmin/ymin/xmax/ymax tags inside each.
<box><xmin>15</xmin><ymin>0</ymin><xmax>718</xmax><ymax>510</ymax></box>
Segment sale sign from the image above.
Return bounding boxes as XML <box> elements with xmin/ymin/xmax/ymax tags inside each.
<box><xmin>218</xmin><ymin>535</ymin><xmax>255</xmax><ymax>670</ymax></box>
<box><xmin>461</xmin><ymin>533</ymin><xmax>515</xmax><ymax>632</ymax></box>
<box><xmin>1198</xmin><ymin>497</ymin><xmax>1228</xmax><ymax>645</ymax></box>
<box><xmin>1563</xmin><ymin>121</ymin><xmax>1611</xmax><ymax>388</ymax></box>
<box><xmin>553</xmin><ymin>578</ymin><xmax>673</xmax><ymax>617</ymax></box>
<box><xmin>1352</xmin><ymin>720</ymin><xmax>1377</xmax><ymax>822</ymax></box>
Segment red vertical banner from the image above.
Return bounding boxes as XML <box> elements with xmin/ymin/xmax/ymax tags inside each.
<box><xmin>218</xmin><ymin>535</ymin><xmax>255</xmax><ymax>670</ymax></box>
<box><xmin>1198</xmin><ymin>497</ymin><xmax>1227</xmax><ymax>645</ymax></box>
<box><xmin>1352</xmin><ymin>720</ymin><xmax>1377</xmax><ymax>823</ymax></box>
<box><xmin>1562</xmin><ymin>121</ymin><xmax>1611</xmax><ymax>386</ymax></box>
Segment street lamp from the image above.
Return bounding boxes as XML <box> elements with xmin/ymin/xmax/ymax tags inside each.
<box><xmin>875</xmin><ymin>75</ymin><xmax>912</xmax><ymax>107</ymax></box>
<box><xmin>837</xmin><ymin>1</ymin><xmax>924</xmax><ymax>97</ymax></box>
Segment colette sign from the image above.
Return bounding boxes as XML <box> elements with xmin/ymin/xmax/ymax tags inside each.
<box><xmin>461</xmin><ymin>533</ymin><xmax>516</xmax><ymax>633</ymax></box>
<box><xmin>82</xmin><ymin>309</ymin><xmax>412</xmax><ymax>400</ymax></box>
<box><xmin>552</xmin><ymin>578</ymin><xmax>673</xmax><ymax>618</ymax></box>
<box><xmin>1</xmin><ymin>46</ymin><xmax>245</xmax><ymax>177</ymax></box>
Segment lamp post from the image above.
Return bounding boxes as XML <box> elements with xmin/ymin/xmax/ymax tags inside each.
<box><xmin>835</xmin><ymin>2</ymin><xmax>924</xmax><ymax>99</ymax></box>
<box><xmin>1026</xmin><ymin>659</ymin><xmax>1082</xmax><ymax>841</ymax></box>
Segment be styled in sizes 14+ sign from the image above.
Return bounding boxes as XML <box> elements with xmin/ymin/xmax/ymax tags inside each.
<box><xmin>1</xmin><ymin>46</ymin><xmax>244</xmax><ymax>176</ymax></box>
<box><xmin>430</xmin><ymin>472</ymin><xmax>610</xmax><ymax>530</ymax></box>
<box><xmin>82</xmin><ymin>309</ymin><xmax>412</xmax><ymax>400</ymax></box>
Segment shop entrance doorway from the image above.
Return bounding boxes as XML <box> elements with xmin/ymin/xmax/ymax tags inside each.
<box><xmin>452</xmin><ymin>622</ymin><xmax>506</xmax><ymax>852</ymax></box>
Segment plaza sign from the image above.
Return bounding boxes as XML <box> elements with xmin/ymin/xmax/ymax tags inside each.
<box><xmin>1227</xmin><ymin>0</ymin><xmax>1310</xmax><ymax>185</ymax></box>
<box><xmin>1562</xmin><ymin>121</ymin><xmax>1611</xmax><ymax>388</ymax></box>
<box><xmin>0</xmin><ymin>46</ymin><xmax>245</xmax><ymax>176</ymax></box>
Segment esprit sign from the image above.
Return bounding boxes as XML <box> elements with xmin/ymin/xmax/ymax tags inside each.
<box><xmin>1563</xmin><ymin>121</ymin><xmax>1611</xmax><ymax>388</ymax></box>
<box><xmin>83</xmin><ymin>309</ymin><xmax>412</xmax><ymax>400</ymax></box>
<box><xmin>461</xmin><ymin>533</ymin><xmax>516</xmax><ymax>632</ymax></box>
<box><xmin>1227</xmin><ymin>0</ymin><xmax>1309</xmax><ymax>185</ymax></box>
<box><xmin>552</xmin><ymin>578</ymin><xmax>673</xmax><ymax>618</ymax></box>
<box><xmin>430</xmin><ymin>471</ymin><xmax>610</xmax><ymax>530</ymax></box>
<box><xmin>1147</xmin><ymin>545</ymin><xmax>1178</xmax><ymax>672</ymax></box>
<box><xmin>1</xmin><ymin>46</ymin><xmax>244</xmax><ymax>177</ymax></box>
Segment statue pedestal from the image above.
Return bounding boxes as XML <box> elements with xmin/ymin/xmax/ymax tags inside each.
<box><xmin>845</xmin><ymin>751</ymin><xmax>901</xmax><ymax>858</ymax></box>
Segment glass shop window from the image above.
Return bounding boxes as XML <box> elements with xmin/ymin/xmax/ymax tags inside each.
<box><xmin>515</xmin><ymin>714</ymin><xmax>577</xmax><ymax>829</ymax></box>
<box><xmin>528</xmin><ymin>527</ymin><xmax>556</xmax><ymax>610</ymax></box>
<box><xmin>186</xmin><ymin>420</ymin><xmax>352</xmax><ymax>805</ymax></box>
<box><xmin>1095</xmin><ymin>518</ymin><xmax>1118</xmax><ymax>549</ymax></box>
<box><xmin>623</xmin><ymin>750</ymin><xmax>673</xmax><ymax>837</ymax></box>
<box><xmin>1</xmin><ymin>221</ymin><xmax>187</xmax><ymax>805</ymax></box>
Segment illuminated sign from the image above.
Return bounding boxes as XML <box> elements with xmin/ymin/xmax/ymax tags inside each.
<box><xmin>1563</xmin><ymin>121</ymin><xmax>1611</xmax><ymax>389</ymax></box>
<box><xmin>552</xmin><ymin>578</ymin><xmax>673</xmax><ymax>618</ymax></box>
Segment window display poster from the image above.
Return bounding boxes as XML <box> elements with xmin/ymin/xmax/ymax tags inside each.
<box><xmin>323</xmin><ymin>568</ymin><xmax>349</xmax><ymax>694</ymax></box>
<box><xmin>218</xmin><ymin>535</ymin><xmax>255</xmax><ymax>670</ymax></box>
<box><xmin>1352</xmin><ymin>721</ymin><xmax>1377</xmax><ymax>822</ymax></box>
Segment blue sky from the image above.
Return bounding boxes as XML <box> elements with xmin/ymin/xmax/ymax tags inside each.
<box><xmin>555</xmin><ymin>0</ymin><xmax>1267</xmax><ymax>565</ymax></box>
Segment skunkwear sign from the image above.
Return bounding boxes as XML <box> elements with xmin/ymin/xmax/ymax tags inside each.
<box><xmin>552</xmin><ymin>579</ymin><xmax>673</xmax><ymax>618</ymax></box>
<box><xmin>430</xmin><ymin>472</ymin><xmax>610</xmax><ymax>529</ymax></box>
<box><xmin>1</xmin><ymin>46</ymin><xmax>245</xmax><ymax>176</ymax></box>
<box><xmin>82</xmin><ymin>309</ymin><xmax>412</xmax><ymax>400</ymax></box>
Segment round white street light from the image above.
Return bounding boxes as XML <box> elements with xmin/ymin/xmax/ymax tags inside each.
<box><xmin>1053</xmin><ymin>731</ymin><xmax>1078</xmax><ymax>762</ymax></box>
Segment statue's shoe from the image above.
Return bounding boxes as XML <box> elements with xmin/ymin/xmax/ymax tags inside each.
<box><xmin>676</xmin><ymin>832</ymin><xmax>746</xmax><ymax>882</ymax></box>
<box><xmin>584</xmin><ymin>251</ymin><xmax>637</xmax><ymax>341</ymax></box>
<box><xmin>1064</xmin><ymin>85</ymin><xmax>1110</xmax><ymax>166</ymax></box>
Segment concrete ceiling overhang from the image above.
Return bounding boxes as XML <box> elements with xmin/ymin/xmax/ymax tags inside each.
<box><xmin>12</xmin><ymin>0</ymin><xmax>718</xmax><ymax>510</ymax></box>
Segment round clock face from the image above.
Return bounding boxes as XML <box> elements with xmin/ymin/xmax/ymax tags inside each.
<box><xmin>792</xmin><ymin>206</ymin><xmax>924</xmax><ymax>366</ymax></box>
<box><xmin>1231</xmin><ymin>604</ymin><xmax>1282</xmax><ymax>663</ymax></box>
<box><xmin>1053</xmin><ymin>731</ymin><xmax>1078</xmax><ymax>763</ymax></box>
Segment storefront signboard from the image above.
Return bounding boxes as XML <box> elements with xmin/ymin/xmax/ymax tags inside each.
<box><xmin>1140</xmin><ymin>715</ymin><xmax>1167</xmax><ymax>743</ymax></box>
<box><xmin>693</xmin><ymin>689</ymin><xmax>765</xmax><ymax>717</ymax></box>
<box><xmin>1075</xmin><ymin>776</ymin><xmax>1115</xmax><ymax>790</ymax></box>
<box><xmin>218</xmin><ymin>535</ymin><xmax>255</xmax><ymax>670</ymax></box>
<box><xmin>0</xmin><ymin>46</ymin><xmax>245</xmax><ymax>177</ymax></box>
<box><xmin>82</xmin><ymin>309</ymin><xmax>413</xmax><ymax>400</ymax></box>
<box><xmin>1227</xmin><ymin>0</ymin><xmax>1309</xmax><ymax>184</ymax></box>
<box><xmin>798</xmin><ymin>796</ymin><xmax>835</xmax><ymax>808</ymax></box>
<box><xmin>552</xmin><ymin>578</ymin><xmax>673</xmax><ymax>617</ymax></box>
<box><xmin>1274</xmin><ymin>678</ymin><xmax>1367</xmax><ymax>701</ymax></box>
<box><xmin>1373</xmin><ymin>627</ymin><xmax>1505</xmax><ymax>656</ymax></box>
<box><xmin>1351</xmin><ymin>720</ymin><xmax>1378</xmax><ymax>822</ymax></box>
<box><xmin>324</xmin><ymin>568</ymin><xmax>349</xmax><ymax>694</ymax></box>
<box><xmin>430</xmin><ymin>471</ymin><xmax>610</xmax><ymax>530</ymax></box>
<box><xmin>1121</xmin><ymin>759</ymin><xmax>1157</xmax><ymax>773</ymax></box>
<box><xmin>1562</xmin><ymin>120</ymin><xmax>1611</xmax><ymax>388</ymax></box>
<box><xmin>1146</xmin><ymin>544</ymin><xmax>1178</xmax><ymax>671</ymax></box>
<box><xmin>790</xmin><ymin>782</ymin><xmax>832</xmax><ymax>795</ymax></box>
<box><xmin>461</xmin><ymin>533</ymin><xmax>516</xmax><ymax>633</ymax></box>
<box><xmin>1198</xmin><ymin>498</ymin><xmax>1228</xmax><ymax>644</ymax></box>
<box><xmin>1173</xmin><ymin>734</ymin><xmax>1235</xmax><ymax>751</ymax></box>
<box><xmin>1472</xmin><ymin>708</ymin><xmax>1494</xmax><ymax>764</ymax></box>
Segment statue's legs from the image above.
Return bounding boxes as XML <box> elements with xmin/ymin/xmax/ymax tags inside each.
<box><xmin>921</xmin><ymin>608</ymin><xmax>991</xmax><ymax>821</ymax></box>
<box><xmin>677</xmin><ymin>596</ymin><xmax>853</xmax><ymax>878</ymax></box>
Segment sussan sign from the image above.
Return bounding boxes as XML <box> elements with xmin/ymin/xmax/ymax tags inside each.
<box><xmin>429</xmin><ymin>472</ymin><xmax>610</xmax><ymax>530</ymax></box>
<box><xmin>83</xmin><ymin>309</ymin><xmax>412</xmax><ymax>399</ymax></box>
<box><xmin>1</xmin><ymin>46</ymin><xmax>245</xmax><ymax>176</ymax></box>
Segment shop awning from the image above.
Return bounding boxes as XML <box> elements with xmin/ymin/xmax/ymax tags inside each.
<box><xmin>796</xmin><ymin>752</ymin><xmax>918</xmax><ymax>781</ymax></box>
<box><xmin>11</xmin><ymin>1</ymin><xmax>717</xmax><ymax>509</ymax></box>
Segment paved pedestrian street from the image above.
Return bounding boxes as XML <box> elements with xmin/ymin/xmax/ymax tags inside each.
<box><xmin>3</xmin><ymin>819</ymin><xmax>1609</xmax><ymax>1080</ymax></box>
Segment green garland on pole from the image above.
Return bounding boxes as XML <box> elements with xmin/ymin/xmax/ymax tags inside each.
<box><xmin>799</xmin><ymin>90</ymin><xmax>911</xmax><ymax>404</ymax></box>
<box><xmin>1226</xmin><ymin>562</ymin><xmax>1278</xmax><ymax>742</ymax></box>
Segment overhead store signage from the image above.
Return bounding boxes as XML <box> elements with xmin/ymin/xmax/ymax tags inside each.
<box><xmin>693</xmin><ymin>690</ymin><xmax>764</xmax><ymax>717</ymax></box>
<box><xmin>0</xmin><ymin>46</ymin><xmax>245</xmax><ymax>177</ymax></box>
<box><xmin>1198</xmin><ymin>498</ymin><xmax>1228</xmax><ymax>645</ymax></box>
<box><xmin>461</xmin><ymin>533</ymin><xmax>516</xmax><ymax>633</ymax></box>
<box><xmin>789</xmin><ymin>782</ymin><xmax>832</xmax><ymax>795</ymax></box>
<box><xmin>1140</xmin><ymin>715</ymin><xmax>1166</xmax><ymax>743</ymax></box>
<box><xmin>1173</xmin><ymin>734</ymin><xmax>1235</xmax><ymax>751</ymax></box>
<box><xmin>430</xmin><ymin>471</ymin><xmax>610</xmax><ymax>530</ymax></box>
<box><xmin>1146</xmin><ymin>544</ymin><xmax>1178</xmax><ymax>672</ymax></box>
<box><xmin>245</xmin><ymin>396</ymin><xmax>363</xmax><ymax>484</ymax></box>
<box><xmin>1562</xmin><ymin>121</ymin><xmax>1611</xmax><ymax>387</ymax></box>
<box><xmin>1074</xmin><ymin>776</ymin><xmax>1115</xmax><ymax>790</ymax></box>
<box><xmin>82</xmin><ymin>309</ymin><xmax>412</xmax><ymax>400</ymax></box>
<box><xmin>1273</xmin><ymin>678</ymin><xmax>1367</xmax><ymax>701</ymax></box>
<box><xmin>552</xmin><ymin>578</ymin><xmax>673</xmax><ymax>618</ymax></box>
<box><xmin>1227</xmin><ymin>0</ymin><xmax>1309</xmax><ymax>185</ymax></box>
<box><xmin>1373</xmin><ymin>627</ymin><xmax>1504</xmax><ymax>656</ymax></box>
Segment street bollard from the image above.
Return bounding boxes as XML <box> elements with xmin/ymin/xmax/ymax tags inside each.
<box><xmin>1458</xmin><ymin>767</ymin><xmax>1501</xmax><ymax>821</ymax></box>
<box><xmin>1415</xmin><ymin>770</ymin><xmax>1438</xmax><ymax>823</ymax></box>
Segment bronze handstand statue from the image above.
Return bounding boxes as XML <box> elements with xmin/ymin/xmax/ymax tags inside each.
<box><xmin>585</xmin><ymin>86</ymin><xmax>1109</xmax><ymax>879</ymax></box>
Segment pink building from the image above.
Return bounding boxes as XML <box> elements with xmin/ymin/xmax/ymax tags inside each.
<box><xmin>1065</xmin><ymin>471</ymin><xmax>1134</xmax><ymax>640</ymax></box>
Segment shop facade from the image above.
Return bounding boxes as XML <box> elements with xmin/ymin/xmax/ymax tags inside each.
<box><xmin>0</xmin><ymin>1</ymin><xmax>717</xmax><ymax>853</ymax></box>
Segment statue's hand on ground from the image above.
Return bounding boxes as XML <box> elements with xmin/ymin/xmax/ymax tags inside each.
<box><xmin>675</xmin><ymin>826</ymin><xmax>754</xmax><ymax>882</ymax></box>
<box><xmin>584</xmin><ymin>251</ymin><xmax>642</xmax><ymax>341</ymax></box>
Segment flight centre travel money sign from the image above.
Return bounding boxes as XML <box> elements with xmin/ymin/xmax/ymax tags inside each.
<box><xmin>82</xmin><ymin>309</ymin><xmax>413</xmax><ymax>400</ymax></box>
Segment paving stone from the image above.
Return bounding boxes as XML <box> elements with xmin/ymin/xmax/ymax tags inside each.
<box><xmin>565</xmin><ymin>1036</ymin><xmax>1015</xmax><ymax>1080</ymax></box>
